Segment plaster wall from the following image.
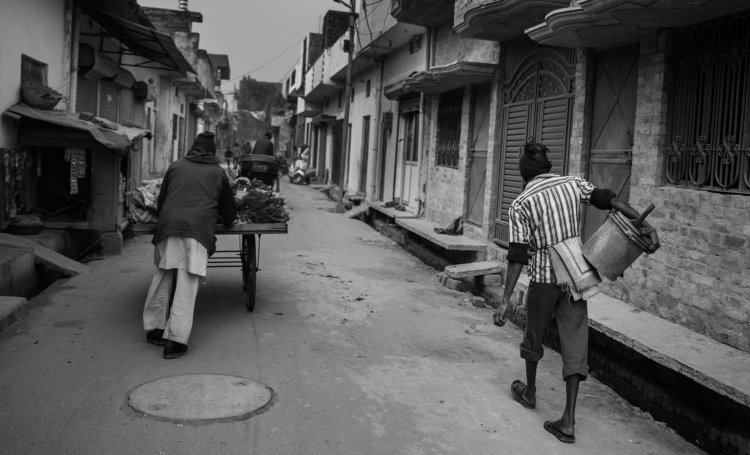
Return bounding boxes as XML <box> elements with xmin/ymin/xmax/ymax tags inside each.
<box><xmin>432</xmin><ymin>22</ymin><xmax>499</xmax><ymax>67</ymax></box>
<box><xmin>0</xmin><ymin>0</ymin><xmax>67</xmax><ymax>148</ymax></box>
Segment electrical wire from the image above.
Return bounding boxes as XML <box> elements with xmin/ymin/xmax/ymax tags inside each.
<box><xmin>222</xmin><ymin>38</ymin><xmax>304</xmax><ymax>84</ymax></box>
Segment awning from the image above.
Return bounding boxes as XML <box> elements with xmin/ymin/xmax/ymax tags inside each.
<box><xmin>82</xmin><ymin>8</ymin><xmax>195</xmax><ymax>74</ymax></box>
<box><xmin>386</xmin><ymin>62</ymin><xmax>496</xmax><ymax>98</ymax></box>
<box><xmin>4</xmin><ymin>104</ymin><xmax>148</xmax><ymax>153</ymax></box>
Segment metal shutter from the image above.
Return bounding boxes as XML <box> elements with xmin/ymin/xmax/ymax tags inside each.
<box><xmin>76</xmin><ymin>76</ymin><xmax>98</xmax><ymax>115</ymax></box>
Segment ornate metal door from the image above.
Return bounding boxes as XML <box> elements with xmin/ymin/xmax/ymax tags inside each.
<box><xmin>493</xmin><ymin>45</ymin><xmax>575</xmax><ymax>245</ymax></box>
<box><xmin>583</xmin><ymin>45</ymin><xmax>638</xmax><ymax>241</ymax></box>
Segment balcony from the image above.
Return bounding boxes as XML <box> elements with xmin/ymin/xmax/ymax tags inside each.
<box><xmin>454</xmin><ymin>0</ymin><xmax>568</xmax><ymax>42</ymax></box>
<box><xmin>391</xmin><ymin>0</ymin><xmax>454</xmax><ymax>28</ymax></box>
<box><xmin>303</xmin><ymin>52</ymin><xmax>342</xmax><ymax>104</ymax></box>
<box><xmin>359</xmin><ymin>1</ymin><xmax>425</xmax><ymax>59</ymax></box>
<box><xmin>384</xmin><ymin>61</ymin><xmax>495</xmax><ymax>99</ymax></box>
<box><xmin>527</xmin><ymin>0</ymin><xmax>750</xmax><ymax>50</ymax></box>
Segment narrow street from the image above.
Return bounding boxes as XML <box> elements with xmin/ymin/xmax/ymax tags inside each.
<box><xmin>0</xmin><ymin>183</ymin><xmax>702</xmax><ymax>455</ymax></box>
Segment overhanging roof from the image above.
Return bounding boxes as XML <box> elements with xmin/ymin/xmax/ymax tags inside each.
<box><xmin>4</xmin><ymin>104</ymin><xmax>148</xmax><ymax>153</ymax></box>
<box><xmin>386</xmin><ymin>62</ymin><xmax>496</xmax><ymax>98</ymax></box>
<box><xmin>82</xmin><ymin>8</ymin><xmax>195</xmax><ymax>74</ymax></box>
<box><xmin>526</xmin><ymin>0</ymin><xmax>750</xmax><ymax>50</ymax></box>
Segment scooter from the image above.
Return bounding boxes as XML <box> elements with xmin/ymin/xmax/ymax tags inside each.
<box><xmin>288</xmin><ymin>147</ymin><xmax>316</xmax><ymax>185</ymax></box>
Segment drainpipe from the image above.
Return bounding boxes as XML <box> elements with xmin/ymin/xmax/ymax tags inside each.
<box><xmin>369</xmin><ymin>57</ymin><xmax>385</xmax><ymax>201</ymax></box>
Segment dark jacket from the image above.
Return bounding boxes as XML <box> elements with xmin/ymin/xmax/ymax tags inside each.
<box><xmin>252</xmin><ymin>137</ymin><xmax>274</xmax><ymax>156</ymax></box>
<box><xmin>153</xmin><ymin>147</ymin><xmax>236</xmax><ymax>255</ymax></box>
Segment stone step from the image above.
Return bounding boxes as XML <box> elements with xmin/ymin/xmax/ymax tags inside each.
<box><xmin>0</xmin><ymin>233</ymin><xmax>89</xmax><ymax>277</ymax></box>
<box><xmin>444</xmin><ymin>261</ymin><xmax>502</xmax><ymax>279</ymax></box>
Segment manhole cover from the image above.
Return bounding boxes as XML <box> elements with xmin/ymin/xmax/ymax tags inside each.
<box><xmin>129</xmin><ymin>374</ymin><xmax>274</xmax><ymax>422</ymax></box>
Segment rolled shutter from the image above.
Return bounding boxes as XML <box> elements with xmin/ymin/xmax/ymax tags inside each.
<box><xmin>76</xmin><ymin>76</ymin><xmax>98</xmax><ymax>115</ymax></box>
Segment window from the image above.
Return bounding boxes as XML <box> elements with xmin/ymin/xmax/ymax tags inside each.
<box><xmin>409</xmin><ymin>35</ymin><xmax>423</xmax><ymax>55</ymax></box>
<box><xmin>291</xmin><ymin>69</ymin><xmax>296</xmax><ymax>86</ymax></box>
<box><xmin>366</xmin><ymin>79</ymin><xmax>371</xmax><ymax>97</ymax></box>
<box><xmin>21</xmin><ymin>55</ymin><xmax>47</xmax><ymax>84</ymax></box>
<box><xmin>666</xmin><ymin>15</ymin><xmax>750</xmax><ymax>194</ymax></box>
<box><xmin>436</xmin><ymin>89</ymin><xmax>463</xmax><ymax>168</ymax></box>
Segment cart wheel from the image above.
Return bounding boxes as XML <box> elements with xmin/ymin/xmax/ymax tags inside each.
<box><xmin>242</xmin><ymin>234</ymin><xmax>257</xmax><ymax>312</ymax></box>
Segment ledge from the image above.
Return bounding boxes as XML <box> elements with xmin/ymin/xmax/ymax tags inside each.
<box><xmin>588</xmin><ymin>293</ymin><xmax>750</xmax><ymax>409</ymax></box>
<box><xmin>366</xmin><ymin>201</ymin><xmax>419</xmax><ymax>220</ymax></box>
<box><xmin>395</xmin><ymin>217</ymin><xmax>487</xmax><ymax>251</ymax></box>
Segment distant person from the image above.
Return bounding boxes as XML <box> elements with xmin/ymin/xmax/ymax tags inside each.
<box><xmin>231</xmin><ymin>142</ymin><xmax>241</xmax><ymax>170</ymax></box>
<box><xmin>223</xmin><ymin>147</ymin><xmax>233</xmax><ymax>168</ymax></box>
<box><xmin>252</xmin><ymin>132</ymin><xmax>275</xmax><ymax>156</ymax></box>
<box><xmin>242</xmin><ymin>140</ymin><xmax>252</xmax><ymax>156</ymax></box>
<box><xmin>142</xmin><ymin>132</ymin><xmax>237</xmax><ymax>359</ymax></box>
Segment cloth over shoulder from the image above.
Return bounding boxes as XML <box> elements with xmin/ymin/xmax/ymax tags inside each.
<box><xmin>548</xmin><ymin>236</ymin><xmax>601</xmax><ymax>301</ymax></box>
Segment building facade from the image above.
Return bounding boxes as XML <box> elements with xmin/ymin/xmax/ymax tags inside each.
<box><xmin>286</xmin><ymin>0</ymin><xmax>750</xmax><ymax>354</ymax></box>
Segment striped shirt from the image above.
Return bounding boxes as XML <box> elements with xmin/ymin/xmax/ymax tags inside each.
<box><xmin>508</xmin><ymin>174</ymin><xmax>596</xmax><ymax>283</ymax></box>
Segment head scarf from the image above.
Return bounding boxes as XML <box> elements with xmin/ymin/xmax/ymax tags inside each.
<box><xmin>519</xmin><ymin>142</ymin><xmax>552</xmax><ymax>182</ymax></box>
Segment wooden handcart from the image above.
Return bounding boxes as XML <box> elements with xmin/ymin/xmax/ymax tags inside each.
<box><xmin>132</xmin><ymin>222</ymin><xmax>288</xmax><ymax>312</ymax></box>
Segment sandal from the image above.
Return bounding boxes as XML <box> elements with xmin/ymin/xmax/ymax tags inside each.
<box><xmin>511</xmin><ymin>380</ymin><xmax>536</xmax><ymax>409</ymax></box>
<box><xmin>544</xmin><ymin>420</ymin><xmax>575</xmax><ymax>444</ymax></box>
<box><xmin>493</xmin><ymin>312</ymin><xmax>506</xmax><ymax>327</ymax></box>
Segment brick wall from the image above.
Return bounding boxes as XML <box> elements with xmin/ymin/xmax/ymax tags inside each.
<box><xmin>322</xmin><ymin>11</ymin><xmax>350</xmax><ymax>49</ymax></box>
<box><xmin>598</xmin><ymin>31</ymin><xmax>750</xmax><ymax>353</ymax></box>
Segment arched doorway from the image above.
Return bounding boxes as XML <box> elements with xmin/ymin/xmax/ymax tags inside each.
<box><xmin>493</xmin><ymin>40</ymin><xmax>576</xmax><ymax>245</ymax></box>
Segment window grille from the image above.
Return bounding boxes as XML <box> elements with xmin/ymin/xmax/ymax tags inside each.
<box><xmin>436</xmin><ymin>88</ymin><xmax>463</xmax><ymax>168</ymax></box>
<box><xmin>666</xmin><ymin>15</ymin><xmax>750</xmax><ymax>194</ymax></box>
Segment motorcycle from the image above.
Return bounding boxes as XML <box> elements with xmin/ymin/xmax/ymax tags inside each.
<box><xmin>288</xmin><ymin>146</ymin><xmax>316</xmax><ymax>185</ymax></box>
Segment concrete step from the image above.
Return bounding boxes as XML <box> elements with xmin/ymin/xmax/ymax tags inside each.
<box><xmin>444</xmin><ymin>261</ymin><xmax>502</xmax><ymax>279</ymax></box>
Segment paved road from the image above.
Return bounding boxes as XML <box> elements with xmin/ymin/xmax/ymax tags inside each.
<box><xmin>0</xmin><ymin>183</ymin><xmax>704</xmax><ymax>455</ymax></box>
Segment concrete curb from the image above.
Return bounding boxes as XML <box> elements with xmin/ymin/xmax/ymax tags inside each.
<box><xmin>0</xmin><ymin>296</ymin><xmax>28</xmax><ymax>333</ymax></box>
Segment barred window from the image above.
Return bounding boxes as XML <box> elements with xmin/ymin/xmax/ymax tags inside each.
<box><xmin>666</xmin><ymin>15</ymin><xmax>750</xmax><ymax>194</ymax></box>
<box><xmin>436</xmin><ymin>88</ymin><xmax>463</xmax><ymax>168</ymax></box>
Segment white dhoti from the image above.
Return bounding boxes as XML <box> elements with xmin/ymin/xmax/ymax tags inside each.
<box><xmin>142</xmin><ymin>237</ymin><xmax>208</xmax><ymax>344</ymax></box>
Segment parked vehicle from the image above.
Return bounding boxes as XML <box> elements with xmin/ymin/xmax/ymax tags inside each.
<box><xmin>239</xmin><ymin>155</ymin><xmax>279</xmax><ymax>187</ymax></box>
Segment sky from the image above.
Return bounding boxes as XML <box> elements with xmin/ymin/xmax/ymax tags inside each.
<box><xmin>142</xmin><ymin>0</ymin><xmax>349</xmax><ymax>95</ymax></box>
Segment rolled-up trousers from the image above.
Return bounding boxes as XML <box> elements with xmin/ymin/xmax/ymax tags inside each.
<box><xmin>142</xmin><ymin>268</ymin><xmax>201</xmax><ymax>345</ymax></box>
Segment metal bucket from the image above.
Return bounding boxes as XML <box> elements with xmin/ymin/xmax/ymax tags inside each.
<box><xmin>582</xmin><ymin>210</ymin><xmax>652</xmax><ymax>280</ymax></box>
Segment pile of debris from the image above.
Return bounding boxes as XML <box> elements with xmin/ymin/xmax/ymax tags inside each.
<box><xmin>130</xmin><ymin>178</ymin><xmax>162</xmax><ymax>224</ymax></box>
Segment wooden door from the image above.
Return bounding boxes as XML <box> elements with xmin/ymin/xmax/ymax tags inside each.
<box><xmin>360</xmin><ymin>116</ymin><xmax>370</xmax><ymax>193</ymax></box>
<box><xmin>582</xmin><ymin>45</ymin><xmax>638</xmax><ymax>241</ymax></box>
<box><xmin>466</xmin><ymin>83</ymin><xmax>492</xmax><ymax>226</ymax></box>
<box><xmin>331</xmin><ymin>119</ymin><xmax>343</xmax><ymax>185</ymax></box>
<box><xmin>317</xmin><ymin>123</ymin><xmax>327</xmax><ymax>181</ymax></box>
